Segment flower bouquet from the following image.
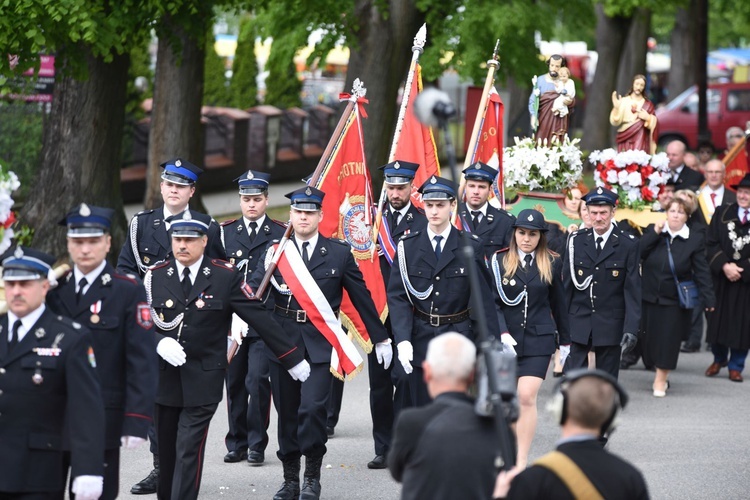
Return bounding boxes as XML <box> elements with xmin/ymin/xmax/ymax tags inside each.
<box><xmin>0</xmin><ymin>162</ymin><xmax>20</xmax><ymax>254</ymax></box>
<box><xmin>589</xmin><ymin>149</ymin><xmax>669</xmax><ymax>210</ymax></box>
<box><xmin>503</xmin><ymin>136</ymin><xmax>584</xmax><ymax>193</ymax></box>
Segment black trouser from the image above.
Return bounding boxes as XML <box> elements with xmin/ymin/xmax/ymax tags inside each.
<box><xmin>567</xmin><ymin>340</ymin><xmax>622</xmax><ymax>380</ymax></box>
<box><xmin>326</xmin><ymin>377</ymin><xmax>344</xmax><ymax>430</ymax></box>
<box><xmin>155</xmin><ymin>403</ymin><xmax>218</xmax><ymax>500</ymax></box>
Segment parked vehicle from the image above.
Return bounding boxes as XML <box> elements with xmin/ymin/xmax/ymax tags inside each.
<box><xmin>655</xmin><ymin>82</ymin><xmax>750</xmax><ymax>151</ymax></box>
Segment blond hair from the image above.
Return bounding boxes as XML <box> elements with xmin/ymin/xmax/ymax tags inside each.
<box><xmin>503</xmin><ymin>229</ymin><xmax>554</xmax><ymax>284</ymax></box>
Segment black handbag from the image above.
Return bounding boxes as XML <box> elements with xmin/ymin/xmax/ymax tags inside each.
<box><xmin>666</xmin><ymin>237</ymin><xmax>700</xmax><ymax>309</ymax></box>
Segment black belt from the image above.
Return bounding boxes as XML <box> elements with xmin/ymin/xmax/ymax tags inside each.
<box><xmin>274</xmin><ymin>305</ymin><xmax>339</xmax><ymax>323</ymax></box>
<box><xmin>414</xmin><ymin>308</ymin><xmax>471</xmax><ymax>327</ymax></box>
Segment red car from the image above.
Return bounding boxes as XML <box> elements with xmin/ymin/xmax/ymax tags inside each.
<box><xmin>656</xmin><ymin>82</ymin><xmax>750</xmax><ymax>151</ymax></box>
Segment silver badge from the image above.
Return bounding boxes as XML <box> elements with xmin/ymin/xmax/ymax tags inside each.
<box><xmin>527</xmin><ymin>214</ymin><xmax>534</xmax><ymax>221</ymax></box>
<box><xmin>246</xmin><ymin>170</ymin><xmax>254</xmax><ymax>180</ymax></box>
<box><xmin>237</xmin><ymin>250</ymin><xmax>243</xmax><ymax>257</ymax></box>
<box><xmin>597</xmin><ymin>187</ymin><xmax>603</xmax><ymax>194</ymax></box>
<box><xmin>510</xmin><ymin>279</ymin><xmax>516</xmax><ymax>286</ymax></box>
<box><xmin>203</xmin><ymin>267</ymin><xmax>211</xmax><ymax>276</ymax></box>
<box><xmin>321</xmin><ymin>247</ymin><xmax>328</xmax><ymax>256</ymax></box>
<box><xmin>14</xmin><ymin>246</ymin><xmax>23</xmax><ymax>259</ymax></box>
<box><xmin>237</xmin><ymin>224</ymin><xmax>243</xmax><ymax>232</ymax></box>
<box><xmin>264</xmin><ymin>225</ymin><xmax>270</xmax><ymax>233</ymax></box>
<box><xmin>331</xmin><ymin>269</ymin><xmax>336</xmax><ymax>275</ymax></box>
<box><xmin>394</xmin><ymin>161</ymin><xmax>401</xmax><ymax>170</ymax></box>
<box><xmin>101</xmin><ymin>273</ymin><xmax>111</xmax><ymax>285</ymax></box>
<box><xmin>35</xmin><ymin>328</ymin><xmax>46</xmax><ymax>339</ymax></box>
<box><xmin>430</xmin><ymin>176</ymin><xmax>437</xmax><ymax>184</ymax></box>
<box><xmin>175</xmin><ymin>159</ymin><xmax>182</xmax><ymax>167</ymax></box>
<box><xmin>305</xmin><ymin>187</ymin><xmax>312</xmax><ymax>196</ymax></box>
<box><xmin>167</xmin><ymin>267</ymin><xmax>174</xmax><ymax>277</ymax></box>
<box><xmin>79</xmin><ymin>203</ymin><xmax>91</xmax><ymax>217</ymax></box>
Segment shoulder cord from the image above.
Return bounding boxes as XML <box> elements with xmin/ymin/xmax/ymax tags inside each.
<box><xmin>263</xmin><ymin>245</ymin><xmax>292</xmax><ymax>296</ymax></box>
<box><xmin>129</xmin><ymin>216</ymin><xmax>149</xmax><ymax>275</ymax></box>
<box><xmin>144</xmin><ymin>269</ymin><xmax>184</xmax><ymax>331</ymax></box>
<box><xmin>397</xmin><ymin>239</ymin><xmax>432</xmax><ymax>305</ymax></box>
<box><xmin>491</xmin><ymin>253</ymin><xmax>527</xmax><ymax>307</ymax></box>
<box><xmin>568</xmin><ymin>231</ymin><xmax>593</xmax><ymax>291</ymax></box>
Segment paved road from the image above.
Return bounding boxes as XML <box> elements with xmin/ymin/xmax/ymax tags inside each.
<box><xmin>117</xmin><ymin>348</ymin><xmax>750</xmax><ymax>499</ymax></box>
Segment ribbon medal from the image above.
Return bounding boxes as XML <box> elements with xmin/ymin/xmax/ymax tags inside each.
<box><xmin>90</xmin><ymin>300</ymin><xmax>102</xmax><ymax>324</ymax></box>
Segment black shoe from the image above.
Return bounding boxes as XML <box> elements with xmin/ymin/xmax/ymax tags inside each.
<box><xmin>680</xmin><ymin>344</ymin><xmax>699</xmax><ymax>353</ymax></box>
<box><xmin>247</xmin><ymin>450</ymin><xmax>264</xmax><ymax>466</ymax></box>
<box><xmin>299</xmin><ymin>477</ymin><xmax>322</xmax><ymax>500</ymax></box>
<box><xmin>272</xmin><ymin>480</ymin><xmax>300</xmax><ymax>500</ymax></box>
<box><xmin>130</xmin><ymin>468</ymin><xmax>159</xmax><ymax>495</ymax></box>
<box><xmin>223</xmin><ymin>450</ymin><xmax>248</xmax><ymax>463</ymax></box>
<box><xmin>326</xmin><ymin>426</ymin><xmax>334</xmax><ymax>437</ymax></box>
<box><xmin>367</xmin><ymin>454</ymin><xmax>387</xmax><ymax>469</ymax></box>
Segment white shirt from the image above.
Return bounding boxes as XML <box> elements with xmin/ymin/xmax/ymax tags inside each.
<box><xmin>738</xmin><ymin>207</ymin><xmax>750</xmax><ymax>222</ymax></box>
<box><xmin>73</xmin><ymin>260</ymin><xmax>107</xmax><ymax>295</ymax></box>
<box><xmin>389</xmin><ymin>202</ymin><xmax>411</xmax><ymax>226</ymax></box>
<box><xmin>162</xmin><ymin>206</ymin><xmax>185</xmax><ymax>230</ymax></box>
<box><xmin>244</xmin><ymin>214</ymin><xmax>266</xmax><ymax>235</ymax></box>
<box><xmin>427</xmin><ymin>225</ymin><xmax>452</xmax><ymax>254</ymax></box>
<box><xmin>593</xmin><ymin>223</ymin><xmax>615</xmax><ymax>247</ymax></box>
<box><xmin>295</xmin><ymin>233</ymin><xmax>319</xmax><ymax>262</ymax></box>
<box><xmin>516</xmin><ymin>249</ymin><xmax>537</xmax><ymax>266</ymax></box>
<box><xmin>468</xmin><ymin>203</ymin><xmax>488</xmax><ymax>223</ymax></box>
<box><xmin>175</xmin><ymin>258</ymin><xmax>203</xmax><ymax>285</ymax></box>
<box><xmin>7</xmin><ymin>304</ymin><xmax>46</xmax><ymax>344</ymax></box>
<box><xmin>701</xmin><ymin>185</ymin><xmax>725</xmax><ymax>212</ymax></box>
<box><xmin>672</xmin><ymin>165</ymin><xmax>685</xmax><ymax>181</ymax></box>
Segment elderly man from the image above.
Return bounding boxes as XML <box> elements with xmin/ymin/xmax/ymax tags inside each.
<box><xmin>388</xmin><ymin>332</ymin><xmax>501</xmax><ymax>500</ymax></box>
<box><xmin>666</xmin><ymin>140</ymin><xmax>705</xmax><ymax>191</ymax></box>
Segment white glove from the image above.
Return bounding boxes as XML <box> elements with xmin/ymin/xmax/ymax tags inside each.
<box><xmin>230</xmin><ymin>313</ymin><xmax>248</xmax><ymax>345</ymax></box>
<box><xmin>559</xmin><ymin>345</ymin><xmax>571</xmax><ymax>367</ymax></box>
<box><xmin>375</xmin><ymin>340</ymin><xmax>393</xmax><ymax>370</ymax></box>
<box><xmin>397</xmin><ymin>341</ymin><xmax>414</xmax><ymax>375</ymax></box>
<box><xmin>288</xmin><ymin>360</ymin><xmax>311</xmax><ymax>382</ymax></box>
<box><xmin>71</xmin><ymin>475</ymin><xmax>103</xmax><ymax>500</ymax></box>
<box><xmin>157</xmin><ymin>337</ymin><xmax>186</xmax><ymax>367</ymax></box>
<box><xmin>121</xmin><ymin>435</ymin><xmax>147</xmax><ymax>449</ymax></box>
<box><xmin>501</xmin><ymin>333</ymin><xmax>517</xmax><ymax>358</ymax></box>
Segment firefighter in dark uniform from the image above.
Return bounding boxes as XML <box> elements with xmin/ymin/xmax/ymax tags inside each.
<box><xmin>562</xmin><ymin>187</ymin><xmax>641</xmax><ymax>380</ymax></box>
<box><xmin>459</xmin><ymin>161</ymin><xmax>516</xmax><ymax>258</ymax></box>
<box><xmin>0</xmin><ymin>246</ymin><xmax>105</xmax><ymax>500</ymax></box>
<box><xmin>249</xmin><ymin>186</ymin><xmax>392</xmax><ymax>500</ymax></box>
<box><xmin>47</xmin><ymin>204</ymin><xmax>158</xmax><ymax>500</ymax></box>
<box><xmin>120</xmin><ymin>158</ymin><xmax>225</xmax><ymax>494</ymax></box>
<box><xmin>221</xmin><ymin>170</ymin><xmax>286</xmax><ymax>466</ymax></box>
<box><xmin>147</xmin><ymin>211</ymin><xmax>308</xmax><ymax>500</ymax></box>
<box><xmin>387</xmin><ymin>176</ymin><xmax>504</xmax><ymax>407</ymax></box>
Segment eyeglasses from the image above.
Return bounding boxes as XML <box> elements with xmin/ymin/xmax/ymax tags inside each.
<box><xmin>729</xmin><ymin>134</ymin><xmax>744</xmax><ymax>139</ymax></box>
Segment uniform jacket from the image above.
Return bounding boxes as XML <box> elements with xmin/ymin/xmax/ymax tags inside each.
<box><xmin>148</xmin><ymin>256</ymin><xmax>303</xmax><ymax>407</ymax></box>
<box><xmin>222</xmin><ymin>216</ymin><xmax>287</xmax><ymax>340</ymax></box>
<box><xmin>562</xmin><ymin>226</ymin><xmax>641</xmax><ymax>346</ymax></box>
<box><xmin>0</xmin><ymin>309</ymin><xmax>104</xmax><ymax>493</ymax></box>
<box><xmin>691</xmin><ymin>185</ymin><xmax>736</xmax><ymax>228</ymax></box>
<box><xmin>507</xmin><ymin>439</ymin><xmax>650</xmax><ymax>500</ymax></box>
<box><xmin>639</xmin><ymin>226</ymin><xmax>715</xmax><ymax>308</ymax></box>
<box><xmin>388</xmin><ymin>392</ymin><xmax>501</xmax><ymax>500</ymax></box>
<box><xmin>675</xmin><ymin>166</ymin><xmax>705</xmax><ymax>191</ymax></box>
<box><xmin>492</xmin><ymin>250</ymin><xmax>570</xmax><ymax>356</ymax></box>
<box><xmin>46</xmin><ymin>263</ymin><xmax>158</xmax><ymax>448</ymax></box>
<box><xmin>460</xmin><ymin>204</ymin><xmax>516</xmax><ymax>258</ymax></box>
<box><xmin>251</xmin><ymin>235</ymin><xmax>388</xmax><ymax>364</ymax></box>
<box><xmin>117</xmin><ymin>206</ymin><xmax>225</xmax><ymax>277</ymax></box>
<box><xmin>706</xmin><ymin>203</ymin><xmax>750</xmax><ymax>280</ymax></box>
<box><xmin>387</xmin><ymin>227</ymin><xmax>503</xmax><ymax>363</ymax></box>
<box><xmin>380</xmin><ymin>204</ymin><xmax>427</xmax><ymax>284</ymax></box>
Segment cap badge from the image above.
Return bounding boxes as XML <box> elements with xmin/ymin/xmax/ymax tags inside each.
<box><xmin>430</xmin><ymin>176</ymin><xmax>437</xmax><ymax>184</ymax></box>
<box><xmin>305</xmin><ymin>187</ymin><xmax>312</xmax><ymax>196</ymax></box>
<box><xmin>175</xmin><ymin>159</ymin><xmax>182</xmax><ymax>167</ymax></box>
<box><xmin>527</xmin><ymin>214</ymin><xmax>534</xmax><ymax>221</ymax></box>
<box><xmin>394</xmin><ymin>161</ymin><xmax>401</xmax><ymax>170</ymax></box>
<box><xmin>80</xmin><ymin>203</ymin><xmax>91</xmax><ymax>217</ymax></box>
<box><xmin>246</xmin><ymin>171</ymin><xmax>254</xmax><ymax>180</ymax></box>
<box><xmin>14</xmin><ymin>246</ymin><xmax>23</xmax><ymax>259</ymax></box>
<box><xmin>597</xmin><ymin>187</ymin><xmax>603</xmax><ymax>194</ymax></box>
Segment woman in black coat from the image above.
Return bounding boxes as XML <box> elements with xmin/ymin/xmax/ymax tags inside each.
<box><xmin>490</xmin><ymin>209</ymin><xmax>569</xmax><ymax>468</ymax></box>
<box><xmin>640</xmin><ymin>198</ymin><xmax>716</xmax><ymax>397</ymax></box>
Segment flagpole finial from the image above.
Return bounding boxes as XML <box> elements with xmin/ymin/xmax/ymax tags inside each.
<box><xmin>351</xmin><ymin>78</ymin><xmax>367</xmax><ymax>100</ymax></box>
<box><xmin>413</xmin><ymin>24</ymin><xmax>427</xmax><ymax>53</ymax></box>
<box><xmin>487</xmin><ymin>39</ymin><xmax>500</xmax><ymax>69</ymax></box>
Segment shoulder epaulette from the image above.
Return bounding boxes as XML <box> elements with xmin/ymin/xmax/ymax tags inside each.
<box><xmin>220</xmin><ymin>218</ymin><xmax>238</xmax><ymax>227</ymax></box>
<box><xmin>327</xmin><ymin>238</ymin><xmax>349</xmax><ymax>247</ymax></box>
<box><xmin>414</xmin><ymin>206</ymin><xmax>425</xmax><ymax>215</ymax></box>
<box><xmin>113</xmin><ymin>272</ymin><xmax>138</xmax><ymax>285</ymax></box>
<box><xmin>135</xmin><ymin>208</ymin><xmax>155</xmax><ymax>217</ymax></box>
<box><xmin>211</xmin><ymin>258</ymin><xmax>235</xmax><ymax>270</ymax></box>
<box><xmin>495</xmin><ymin>247</ymin><xmax>510</xmax><ymax>254</ymax></box>
<box><xmin>401</xmin><ymin>231</ymin><xmax>421</xmax><ymax>240</ymax></box>
<box><xmin>150</xmin><ymin>260</ymin><xmax>171</xmax><ymax>271</ymax></box>
<box><xmin>271</xmin><ymin>218</ymin><xmax>288</xmax><ymax>228</ymax></box>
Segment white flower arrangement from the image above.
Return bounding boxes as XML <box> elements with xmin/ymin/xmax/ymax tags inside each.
<box><xmin>0</xmin><ymin>163</ymin><xmax>20</xmax><ymax>254</ymax></box>
<box><xmin>503</xmin><ymin>136</ymin><xmax>584</xmax><ymax>193</ymax></box>
<box><xmin>590</xmin><ymin>148</ymin><xmax>670</xmax><ymax>209</ymax></box>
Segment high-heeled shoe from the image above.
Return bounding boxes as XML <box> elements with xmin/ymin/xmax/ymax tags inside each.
<box><xmin>653</xmin><ymin>380</ymin><xmax>669</xmax><ymax>397</ymax></box>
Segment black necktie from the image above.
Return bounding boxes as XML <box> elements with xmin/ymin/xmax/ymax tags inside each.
<box><xmin>248</xmin><ymin>221</ymin><xmax>258</xmax><ymax>242</ymax></box>
<box><xmin>471</xmin><ymin>211</ymin><xmax>481</xmax><ymax>230</ymax></box>
<box><xmin>9</xmin><ymin>319</ymin><xmax>21</xmax><ymax>352</ymax></box>
<box><xmin>596</xmin><ymin>236</ymin><xmax>604</xmax><ymax>254</ymax></box>
<box><xmin>433</xmin><ymin>235</ymin><xmax>443</xmax><ymax>260</ymax></box>
<box><xmin>391</xmin><ymin>212</ymin><xmax>401</xmax><ymax>235</ymax></box>
<box><xmin>182</xmin><ymin>268</ymin><xmax>192</xmax><ymax>299</ymax></box>
<box><xmin>302</xmin><ymin>242</ymin><xmax>310</xmax><ymax>267</ymax></box>
<box><xmin>524</xmin><ymin>254</ymin><xmax>533</xmax><ymax>269</ymax></box>
<box><xmin>76</xmin><ymin>277</ymin><xmax>88</xmax><ymax>304</ymax></box>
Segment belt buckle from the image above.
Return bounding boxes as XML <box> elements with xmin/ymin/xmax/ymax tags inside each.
<box><xmin>430</xmin><ymin>315</ymin><xmax>440</xmax><ymax>327</ymax></box>
<box><xmin>296</xmin><ymin>310</ymin><xmax>307</xmax><ymax>323</ymax></box>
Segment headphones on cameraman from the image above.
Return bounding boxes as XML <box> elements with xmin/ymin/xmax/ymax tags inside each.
<box><xmin>547</xmin><ymin>369</ymin><xmax>629</xmax><ymax>437</ymax></box>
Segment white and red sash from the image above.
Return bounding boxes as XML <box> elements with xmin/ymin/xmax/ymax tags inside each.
<box><xmin>273</xmin><ymin>242</ymin><xmax>364</xmax><ymax>379</ymax></box>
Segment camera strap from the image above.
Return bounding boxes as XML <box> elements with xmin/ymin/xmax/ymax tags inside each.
<box><xmin>533</xmin><ymin>451</ymin><xmax>603</xmax><ymax>500</ymax></box>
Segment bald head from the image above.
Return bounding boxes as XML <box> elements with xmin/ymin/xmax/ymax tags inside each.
<box><xmin>666</xmin><ymin>140</ymin><xmax>687</xmax><ymax>171</ymax></box>
<box><xmin>704</xmin><ymin>159</ymin><xmax>726</xmax><ymax>190</ymax></box>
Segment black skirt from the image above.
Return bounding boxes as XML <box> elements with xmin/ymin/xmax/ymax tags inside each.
<box><xmin>641</xmin><ymin>301</ymin><xmax>691</xmax><ymax>370</ymax></box>
<box><xmin>517</xmin><ymin>354</ymin><xmax>552</xmax><ymax>379</ymax></box>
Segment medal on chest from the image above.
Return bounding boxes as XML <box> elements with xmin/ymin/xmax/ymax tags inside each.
<box><xmin>90</xmin><ymin>300</ymin><xmax>102</xmax><ymax>324</ymax></box>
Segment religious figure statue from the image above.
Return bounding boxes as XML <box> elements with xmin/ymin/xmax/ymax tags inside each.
<box><xmin>610</xmin><ymin>74</ymin><xmax>658</xmax><ymax>155</ymax></box>
<box><xmin>528</xmin><ymin>54</ymin><xmax>574</xmax><ymax>144</ymax></box>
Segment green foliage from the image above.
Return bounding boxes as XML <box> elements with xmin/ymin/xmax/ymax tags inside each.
<box><xmin>229</xmin><ymin>17</ymin><xmax>259</xmax><ymax>109</ymax></box>
<box><xmin>709</xmin><ymin>0</ymin><xmax>750</xmax><ymax>48</ymax></box>
<box><xmin>203</xmin><ymin>36</ymin><xmax>231</xmax><ymax>106</ymax></box>
<box><xmin>264</xmin><ymin>39</ymin><xmax>302</xmax><ymax>108</ymax></box>
<box><xmin>0</xmin><ymin>102</ymin><xmax>44</xmax><ymax>201</ymax></box>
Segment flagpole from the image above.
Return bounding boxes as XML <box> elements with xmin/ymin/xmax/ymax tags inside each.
<box><xmin>228</xmin><ymin>79</ymin><xmax>366</xmax><ymax>363</ymax></box>
<box><xmin>372</xmin><ymin>24</ymin><xmax>427</xmax><ymax>245</ymax></box>
<box><xmin>457</xmin><ymin>41</ymin><xmax>500</xmax><ymax>203</ymax></box>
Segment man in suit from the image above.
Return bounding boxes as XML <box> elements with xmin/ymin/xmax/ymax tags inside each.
<box><xmin>250</xmin><ymin>186</ymin><xmax>392</xmax><ymax>500</ymax></box>
<box><xmin>388</xmin><ymin>332</ymin><xmax>501</xmax><ymax>500</ymax></box>
<box><xmin>221</xmin><ymin>170</ymin><xmax>286</xmax><ymax>466</ymax></box>
<box><xmin>460</xmin><ymin>161</ymin><xmax>516</xmax><ymax>258</ymax></box>
<box><xmin>147</xmin><ymin>211</ymin><xmax>309</xmax><ymax>500</ymax></box>
<box><xmin>121</xmin><ymin>157</ymin><xmax>226</xmax><ymax>494</ymax></box>
<box><xmin>666</xmin><ymin>140</ymin><xmax>705</xmax><ymax>191</ymax></box>
<box><xmin>682</xmin><ymin>159</ymin><xmax>736</xmax><ymax>353</ymax></box>
<box><xmin>46</xmin><ymin>204</ymin><xmax>158</xmax><ymax>500</ymax></box>
<box><xmin>562</xmin><ymin>187</ymin><xmax>641</xmax><ymax>380</ymax></box>
<box><xmin>494</xmin><ymin>370</ymin><xmax>649</xmax><ymax>499</ymax></box>
<box><xmin>388</xmin><ymin>176</ymin><xmax>503</xmax><ymax>407</ymax></box>
<box><xmin>0</xmin><ymin>246</ymin><xmax>105</xmax><ymax>500</ymax></box>
<box><xmin>360</xmin><ymin>159</ymin><xmax>427</xmax><ymax>470</ymax></box>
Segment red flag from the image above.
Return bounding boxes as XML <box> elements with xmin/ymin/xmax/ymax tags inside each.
<box><xmin>315</xmin><ymin>100</ymin><xmax>387</xmax><ymax>350</ymax></box>
<box><xmin>470</xmin><ymin>88</ymin><xmax>505</xmax><ymax>203</ymax></box>
<box><xmin>393</xmin><ymin>63</ymin><xmax>441</xmax><ymax>208</ymax></box>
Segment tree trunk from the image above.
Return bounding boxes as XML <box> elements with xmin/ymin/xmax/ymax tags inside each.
<box><xmin>581</xmin><ymin>3</ymin><xmax>632</xmax><ymax>153</ymax></box>
<box><xmin>21</xmin><ymin>49</ymin><xmax>129</xmax><ymax>262</ymax></box>
<box><xmin>343</xmin><ymin>0</ymin><xmax>423</xmax><ymax>177</ymax></box>
<box><xmin>616</xmin><ymin>7</ymin><xmax>651</xmax><ymax>93</ymax></box>
<box><xmin>667</xmin><ymin>0</ymin><xmax>698</xmax><ymax>101</ymax></box>
<box><xmin>145</xmin><ymin>15</ymin><xmax>209</xmax><ymax>212</ymax></box>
